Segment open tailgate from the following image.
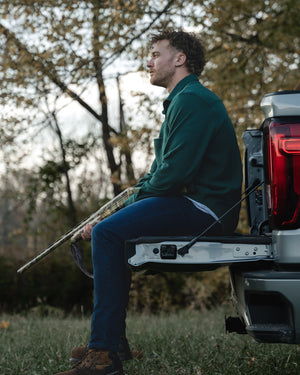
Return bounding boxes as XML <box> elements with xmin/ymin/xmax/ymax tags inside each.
<box><xmin>125</xmin><ymin>235</ymin><xmax>273</xmax><ymax>273</ymax></box>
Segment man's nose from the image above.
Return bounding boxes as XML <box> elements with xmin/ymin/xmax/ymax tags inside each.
<box><xmin>147</xmin><ymin>59</ymin><xmax>153</xmax><ymax>68</ymax></box>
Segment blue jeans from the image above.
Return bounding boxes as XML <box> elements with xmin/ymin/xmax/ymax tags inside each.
<box><xmin>88</xmin><ymin>196</ymin><xmax>221</xmax><ymax>351</ymax></box>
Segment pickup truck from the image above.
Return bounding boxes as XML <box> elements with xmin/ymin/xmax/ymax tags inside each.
<box><xmin>125</xmin><ymin>90</ymin><xmax>300</xmax><ymax>344</ymax></box>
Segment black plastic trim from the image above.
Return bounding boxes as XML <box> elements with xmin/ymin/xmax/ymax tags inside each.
<box><xmin>243</xmin><ymin>270</ymin><xmax>300</xmax><ymax>279</ymax></box>
<box><xmin>126</xmin><ymin>234</ymin><xmax>272</xmax><ymax>246</ymax></box>
<box><xmin>263</xmin><ymin>90</ymin><xmax>300</xmax><ymax>97</ymax></box>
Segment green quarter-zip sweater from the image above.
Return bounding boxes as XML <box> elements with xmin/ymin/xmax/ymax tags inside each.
<box><xmin>126</xmin><ymin>74</ymin><xmax>243</xmax><ymax>234</ymax></box>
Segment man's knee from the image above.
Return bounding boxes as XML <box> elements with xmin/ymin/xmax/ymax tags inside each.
<box><xmin>91</xmin><ymin>221</ymin><xmax>122</xmax><ymax>258</ymax></box>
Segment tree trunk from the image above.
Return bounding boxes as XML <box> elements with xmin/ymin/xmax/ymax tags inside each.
<box><xmin>117</xmin><ymin>75</ymin><xmax>136</xmax><ymax>186</ymax></box>
<box><xmin>51</xmin><ymin>111</ymin><xmax>78</xmax><ymax>226</ymax></box>
<box><xmin>92</xmin><ymin>4</ymin><xmax>121</xmax><ymax>196</ymax></box>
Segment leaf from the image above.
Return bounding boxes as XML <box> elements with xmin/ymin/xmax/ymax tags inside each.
<box><xmin>0</xmin><ymin>320</ymin><xmax>10</xmax><ymax>329</ymax></box>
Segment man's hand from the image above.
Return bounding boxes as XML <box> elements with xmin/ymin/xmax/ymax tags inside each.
<box><xmin>81</xmin><ymin>224</ymin><xmax>93</xmax><ymax>241</ymax></box>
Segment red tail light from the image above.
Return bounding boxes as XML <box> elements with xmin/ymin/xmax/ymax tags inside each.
<box><xmin>263</xmin><ymin>119</ymin><xmax>300</xmax><ymax>228</ymax></box>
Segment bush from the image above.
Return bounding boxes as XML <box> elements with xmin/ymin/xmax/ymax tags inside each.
<box><xmin>0</xmin><ymin>251</ymin><xmax>94</xmax><ymax>314</ymax></box>
<box><xmin>0</xmin><ymin>249</ymin><xmax>230</xmax><ymax>314</ymax></box>
<box><xmin>128</xmin><ymin>267</ymin><xmax>230</xmax><ymax>313</ymax></box>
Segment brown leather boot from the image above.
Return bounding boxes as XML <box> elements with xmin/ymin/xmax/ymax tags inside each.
<box><xmin>70</xmin><ymin>336</ymin><xmax>132</xmax><ymax>364</ymax></box>
<box><xmin>55</xmin><ymin>348</ymin><xmax>123</xmax><ymax>375</ymax></box>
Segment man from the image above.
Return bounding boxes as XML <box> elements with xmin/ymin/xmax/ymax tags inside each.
<box><xmin>55</xmin><ymin>30</ymin><xmax>242</xmax><ymax>375</ymax></box>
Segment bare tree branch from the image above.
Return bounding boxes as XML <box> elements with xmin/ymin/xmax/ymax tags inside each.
<box><xmin>103</xmin><ymin>0</ymin><xmax>177</xmax><ymax>69</ymax></box>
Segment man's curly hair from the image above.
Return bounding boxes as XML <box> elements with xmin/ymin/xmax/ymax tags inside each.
<box><xmin>149</xmin><ymin>30</ymin><xmax>206</xmax><ymax>77</ymax></box>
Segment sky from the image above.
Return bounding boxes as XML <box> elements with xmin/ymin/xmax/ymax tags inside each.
<box><xmin>0</xmin><ymin>70</ymin><xmax>166</xmax><ymax>179</ymax></box>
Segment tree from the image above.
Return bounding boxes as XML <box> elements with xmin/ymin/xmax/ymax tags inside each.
<box><xmin>0</xmin><ymin>0</ymin><xmax>183</xmax><ymax>257</ymax></box>
<box><xmin>0</xmin><ymin>0</ymin><xmax>299</xmax><ymax>312</ymax></box>
<box><xmin>0</xmin><ymin>0</ymin><xmax>299</xmax><ymax>238</ymax></box>
<box><xmin>191</xmin><ymin>0</ymin><xmax>300</xmax><ymax>132</ymax></box>
<box><xmin>0</xmin><ymin>0</ymin><xmax>179</xmax><ymax>197</ymax></box>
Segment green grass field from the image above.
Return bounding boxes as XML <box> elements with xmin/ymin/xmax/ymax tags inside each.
<box><xmin>1</xmin><ymin>306</ymin><xmax>300</xmax><ymax>375</ymax></box>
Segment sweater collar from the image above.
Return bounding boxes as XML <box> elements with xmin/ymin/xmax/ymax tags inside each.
<box><xmin>163</xmin><ymin>74</ymin><xmax>199</xmax><ymax>114</ymax></box>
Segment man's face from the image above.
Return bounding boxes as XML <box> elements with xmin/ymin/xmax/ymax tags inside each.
<box><xmin>146</xmin><ymin>40</ymin><xmax>178</xmax><ymax>89</ymax></box>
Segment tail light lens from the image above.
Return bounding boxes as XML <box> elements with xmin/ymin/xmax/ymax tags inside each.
<box><xmin>263</xmin><ymin>118</ymin><xmax>300</xmax><ymax>229</ymax></box>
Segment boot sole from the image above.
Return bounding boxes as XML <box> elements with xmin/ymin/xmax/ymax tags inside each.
<box><xmin>69</xmin><ymin>352</ymin><xmax>132</xmax><ymax>364</ymax></box>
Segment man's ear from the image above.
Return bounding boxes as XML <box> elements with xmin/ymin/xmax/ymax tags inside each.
<box><xmin>175</xmin><ymin>53</ymin><xmax>187</xmax><ymax>67</ymax></box>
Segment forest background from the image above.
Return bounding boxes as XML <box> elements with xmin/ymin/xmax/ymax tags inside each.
<box><xmin>0</xmin><ymin>0</ymin><xmax>299</xmax><ymax>314</ymax></box>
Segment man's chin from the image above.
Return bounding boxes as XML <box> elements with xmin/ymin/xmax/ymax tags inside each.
<box><xmin>150</xmin><ymin>78</ymin><xmax>163</xmax><ymax>88</ymax></box>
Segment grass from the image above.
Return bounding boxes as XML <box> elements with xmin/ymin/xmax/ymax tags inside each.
<box><xmin>1</xmin><ymin>305</ymin><xmax>300</xmax><ymax>374</ymax></box>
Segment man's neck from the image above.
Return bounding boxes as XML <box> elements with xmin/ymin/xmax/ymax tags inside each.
<box><xmin>166</xmin><ymin>71</ymin><xmax>191</xmax><ymax>93</ymax></box>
